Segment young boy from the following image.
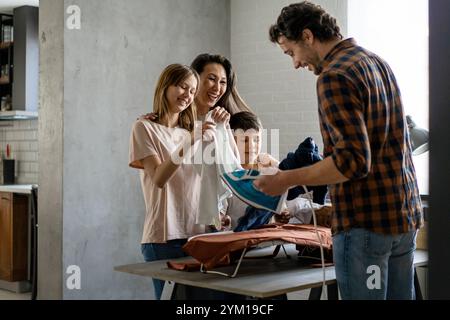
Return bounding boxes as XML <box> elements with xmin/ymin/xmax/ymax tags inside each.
<box><xmin>221</xmin><ymin>111</ymin><xmax>331</xmax><ymax>230</ymax></box>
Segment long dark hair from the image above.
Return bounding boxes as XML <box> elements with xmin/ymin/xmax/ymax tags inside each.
<box><xmin>190</xmin><ymin>53</ymin><xmax>253</xmax><ymax>115</ymax></box>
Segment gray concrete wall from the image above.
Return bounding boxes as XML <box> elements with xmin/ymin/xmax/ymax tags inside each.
<box><xmin>230</xmin><ymin>0</ymin><xmax>347</xmax><ymax>158</ymax></box>
<box><xmin>38</xmin><ymin>0</ymin><xmax>64</xmax><ymax>300</ymax></box>
<box><xmin>59</xmin><ymin>0</ymin><xmax>230</xmax><ymax>299</ymax></box>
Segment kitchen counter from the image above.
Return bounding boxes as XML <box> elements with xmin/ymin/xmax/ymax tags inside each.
<box><xmin>0</xmin><ymin>184</ymin><xmax>36</xmax><ymax>194</ymax></box>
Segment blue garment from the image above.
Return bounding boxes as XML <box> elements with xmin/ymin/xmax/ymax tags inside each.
<box><xmin>278</xmin><ymin>137</ymin><xmax>328</xmax><ymax>204</ymax></box>
<box><xmin>233</xmin><ymin>206</ymin><xmax>274</xmax><ymax>232</ymax></box>
<box><xmin>332</xmin><ymin>228</ymin><xmax>417</xmax><ymax>300</ymax></box>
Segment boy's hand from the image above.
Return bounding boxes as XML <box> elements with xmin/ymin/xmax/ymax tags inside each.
<box><xmin>258</xmin><ymin>153</ymin><xmax>280</xmax><ymax>168</ymax></box>
<box><xmin>208</xmin><ymin>213</ymin><xmax>231</xmax><ymax>232</ymax></box>
<box><xmin>314</xmin><ymin>205</ymin><xmax>332</xmax><ymax>228</ymax></box>
<box><xmin>220</xmin><ymin>213</ymin><xmax>232</xmax><ymax>230</ymax></box>
<box><xmin>274</xmin><ymin>210</ymin><xmax>291</xmax><ymax>224</ymax></box>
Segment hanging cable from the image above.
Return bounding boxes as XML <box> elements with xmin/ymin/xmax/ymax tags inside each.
<box><xmin>302</xmin><ymin>185</ymin><xmax>327</xmax><ymax>300</ymax></box>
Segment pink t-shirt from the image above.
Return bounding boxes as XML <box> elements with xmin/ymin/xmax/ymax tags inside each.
<box><xmin>129</xmin><ymin>120</ymin><xmax>205</xmax><ymax>244</ymax></box>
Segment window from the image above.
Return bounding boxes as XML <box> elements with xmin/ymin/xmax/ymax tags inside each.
<box><xmin>348</xmin><ymin>0</ymin><xmax>429</xmax><ymax>194</ymax></box>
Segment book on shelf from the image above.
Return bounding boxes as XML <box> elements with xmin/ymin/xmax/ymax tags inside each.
<box><xmin>0</xmin><ymin>65</ymin><xmax>10</xmax><ymax>83</ymax></box>
<box><xmin>1</xmin><ymin>25</ymin><xmax>13</xmax><ymax>43</ymax></box>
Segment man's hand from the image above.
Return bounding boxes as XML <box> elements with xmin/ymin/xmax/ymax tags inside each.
<box><xmin>254</xmin><ymin>170</ymin><xmax>290</xmax><ymax>196</ymax></box>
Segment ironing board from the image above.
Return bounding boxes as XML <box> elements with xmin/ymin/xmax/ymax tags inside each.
<box><xmin>181</xmin><ymin>224</ymin><xmax>332</xmax><ymax>278</ymax></box>
<box><xmin>198</xmin><ymin>240</ymin><xmax>290</xmax><ymax>278</ymax></box>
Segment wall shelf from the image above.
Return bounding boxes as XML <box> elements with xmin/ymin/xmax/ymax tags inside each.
<box><xmin>0</xmin><ymin>76</ymin><xmax>10</xmax><ymax>85</ymax></box>
<box><xmin>0</xmin><ymin>110</ymin><xmax>37</xmax><ymax>120</ymax></box>
<box><xmin>0</xmin><ymin>42</ymin><xmax>13</xmax><ymax>50</ymax></box>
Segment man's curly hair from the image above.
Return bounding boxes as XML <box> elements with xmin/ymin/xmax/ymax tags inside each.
<box><xmin>269</xmin><ymin>1</ymin><xmax>343</xmax><ymax>43</ymax></box>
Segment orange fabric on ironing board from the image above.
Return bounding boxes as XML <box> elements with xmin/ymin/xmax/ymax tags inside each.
<box><xmin>182</xmin><ymin>224</ymin><xmax>332</xmax><ymax>270</ymax></box>
<box><xmin>166</xmin><ymin>259</ymin><xmax>232</xmax><ymax>271</ymax></box>
<box><xmin>167</xmin><ymin>259</ymin><xmax>202</xmax><ymax>271</ymax></box>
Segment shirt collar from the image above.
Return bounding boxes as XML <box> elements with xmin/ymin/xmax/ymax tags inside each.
<box><xmin>319</xmin><ymin>38</ymin><xmax>357</xmax><ymax>71</ymax></box>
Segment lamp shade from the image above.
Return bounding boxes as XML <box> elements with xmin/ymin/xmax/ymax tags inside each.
<box><xmin>406</xmin><ymin>115</ymin><xmax>429</xmax><ymax>156</ymax></box>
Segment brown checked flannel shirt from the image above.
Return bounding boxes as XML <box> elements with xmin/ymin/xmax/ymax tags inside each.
<box><xmin>317</xmin><ymin>38</ymin><xmax>423</xmax><ymax>235</ymax></box>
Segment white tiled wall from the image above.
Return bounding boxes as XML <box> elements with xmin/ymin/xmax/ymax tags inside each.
<box><xmin>231</xmin><ymin>0</ymin><xmax>347</xmax><ymax>158</ymax></box>
<box><xmin>0</xmin><ymin>120</ymin><xmax>38</xmax><ymax>184</ymax></box>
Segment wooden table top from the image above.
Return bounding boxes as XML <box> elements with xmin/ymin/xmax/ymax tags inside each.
<box><xmin>115</xmin><ymin>245</ymin><xmax>428</xmax><ymax>298</ymax></box>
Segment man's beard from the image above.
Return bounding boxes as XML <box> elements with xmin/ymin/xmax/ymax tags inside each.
<box><xmin>314</xmin><ymin>64</ymin><xmax>323</xmax><ymax>75</ymax></box>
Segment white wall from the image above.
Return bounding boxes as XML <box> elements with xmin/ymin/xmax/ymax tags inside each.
<box><xmin>230</xmin><ymin>0</ymin><xmax>348</xmax><ymax>158</ymax></box>
<box><xmin>62</xmin><ymin>0</ymin><xmax>230</xmax><ymax>300</ymax></box>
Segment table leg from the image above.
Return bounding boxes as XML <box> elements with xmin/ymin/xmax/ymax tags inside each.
<box><xmin>414</xmin><ymin>267</ymin><xmax>423</xmax><ymax>300</ymax></box>
<box><xmin>308</xmin><ymin>286</ymin><xmax>322</xmax><ymax>300</ymax></box>
<box><xmin>327</xmin><ymin>283</ymin><xmax>339</xmax><ymax>300</ymax></box>
<box><xmin>160</xmin><ymin>281</ymin><xmax>176</xmax><ymax>300</ymax></box>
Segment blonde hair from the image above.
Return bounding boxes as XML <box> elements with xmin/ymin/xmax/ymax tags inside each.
<box><xmin>153</xmin><ymin>64</ymin><xmax>199</xmax><ymax>131</ymax></box>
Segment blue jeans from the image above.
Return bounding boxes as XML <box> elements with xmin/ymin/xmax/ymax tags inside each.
<box><xmin>333</xmin><ymin>228</ymin><xmax>417</xmax><ymax>300</ymax></box>
<box><xmin>141</xmin><ymin>240</ymin><xmax>188</xmax><ymax>300</ymax></box>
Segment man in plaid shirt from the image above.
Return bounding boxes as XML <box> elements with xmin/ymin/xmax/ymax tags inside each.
<box><xmin>255</xmin><ymin>1</ymin><xmax>423</xmax><ymax>299</ymax></box>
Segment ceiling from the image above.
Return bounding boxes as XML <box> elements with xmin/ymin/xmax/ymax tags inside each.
<box><xmin>0</xmin><ymin>0</ymin><xmax>38</xmax><ymax>14</ymax></box>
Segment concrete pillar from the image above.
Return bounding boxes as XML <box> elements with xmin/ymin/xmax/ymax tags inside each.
<box><xmin>38</xmin><ymin>0</ymin><xmax>64</xmax><ymax>299</ymax></box>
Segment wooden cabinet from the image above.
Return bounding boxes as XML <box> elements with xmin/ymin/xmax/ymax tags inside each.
<box><xmin>0</xmin><ymin>192</ymin><xmax>28</xmax><ymax>282</ymax></box>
